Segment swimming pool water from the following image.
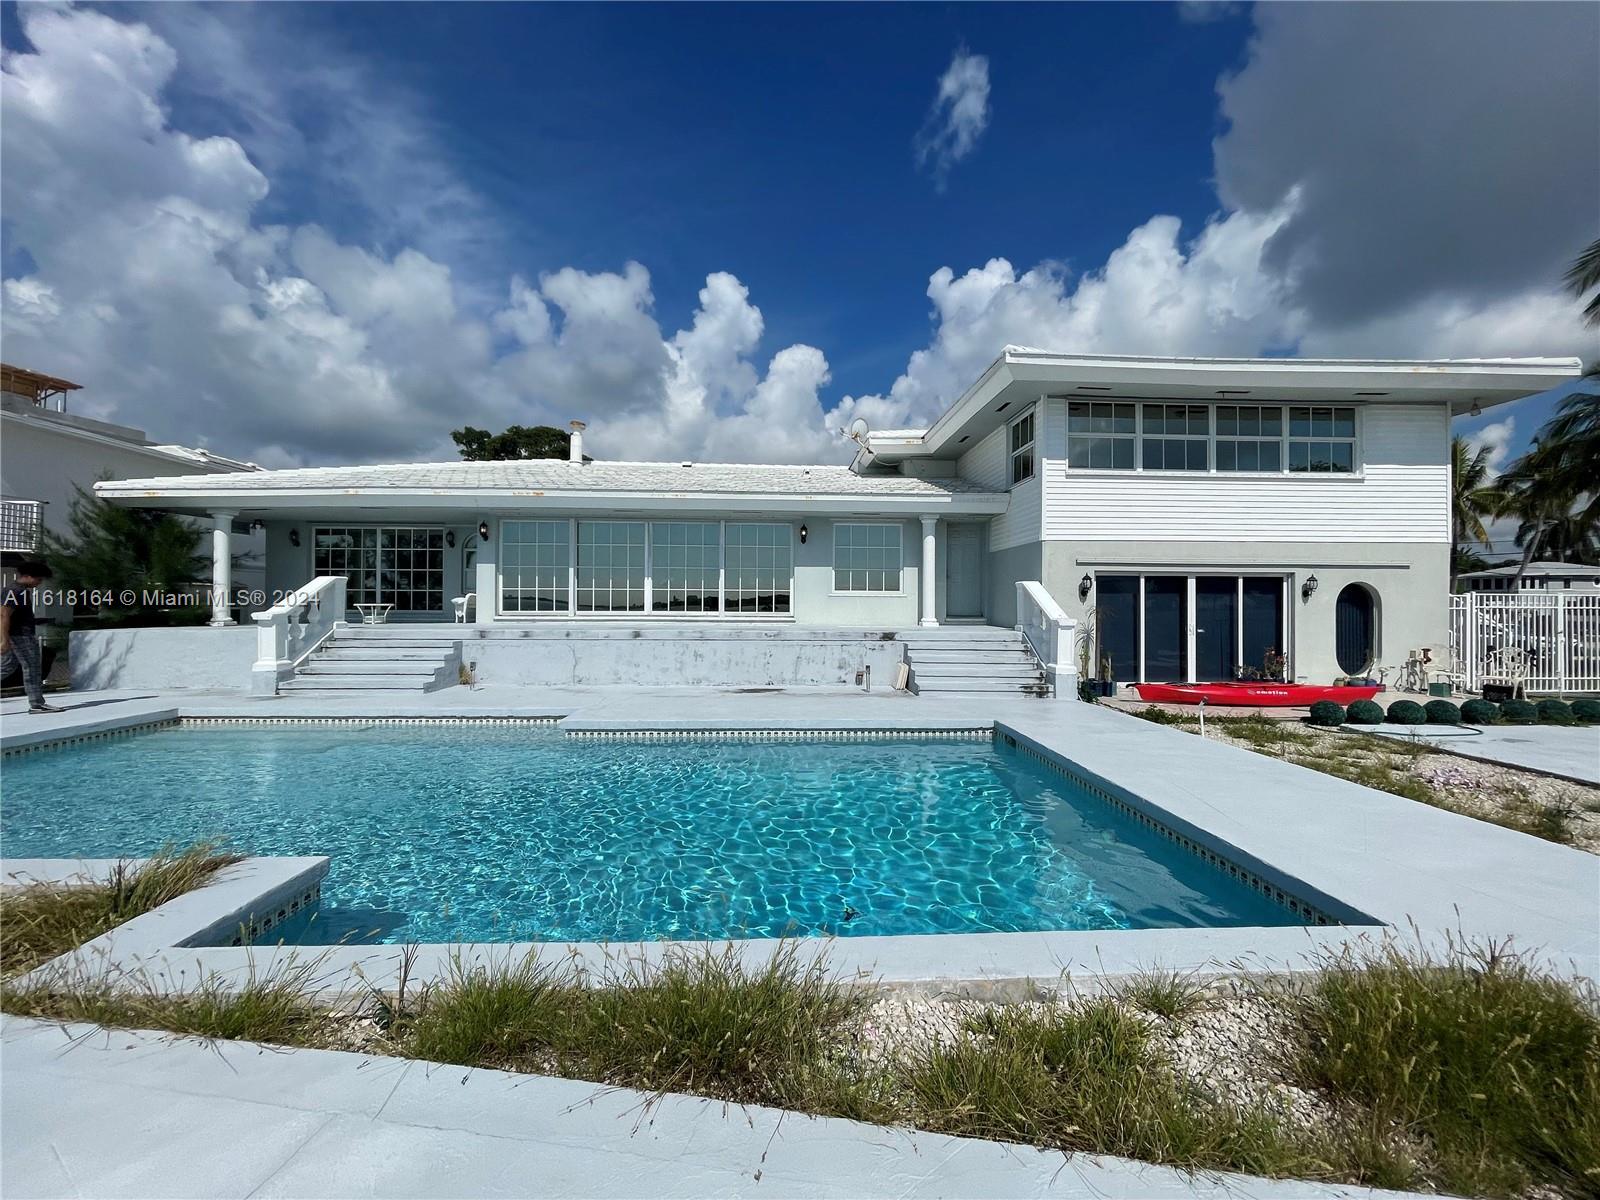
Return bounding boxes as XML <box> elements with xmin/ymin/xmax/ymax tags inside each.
<box><xmin>1</xmin><ymin>726</ymin><xmax>1309</xmax><ymax>943</ymax></box>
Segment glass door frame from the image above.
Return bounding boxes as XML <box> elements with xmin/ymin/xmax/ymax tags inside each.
<box><xmin>1100</xmin><ymin>571</ymin><xmax>1292</xmax><ymax>683</ymax></box>
<box><xmin>312</xmin><ymin>525</ymin><xmax>450</xmax><ymax>615</ymax></box>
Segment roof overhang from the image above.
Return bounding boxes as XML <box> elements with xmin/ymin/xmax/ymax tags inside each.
<box><xmin>93</xmin><ymin>484</ymin><xmax>1009</xmax><ymax>520</ymax></box>
<box><xmin>865</xmin><ymin>349</ymin><xmax>1585</xmax><ymax>463</ymax></box>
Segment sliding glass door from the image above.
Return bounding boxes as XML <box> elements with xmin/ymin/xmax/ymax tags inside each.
<box><xmin>313</xmin><ymin>527</ymin><xmax>446</xmax><ymax>613</ymax></box>
<box><xmin>1093</xmin><ymin>573</ymin><xmax>1288</xmax><ymax>683</ymax></box>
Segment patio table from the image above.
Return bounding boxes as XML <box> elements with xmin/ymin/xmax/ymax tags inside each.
<box><xmin>354</xmin><ymin>603</ymin><xmax>394</xmax><ymax>625</ymax></box>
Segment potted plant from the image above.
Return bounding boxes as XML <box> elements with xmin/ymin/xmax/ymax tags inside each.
<box><xmin>1098</xmin><ymin>653</ymin><xmax>1117</xmax><ymax>697</ymax></box>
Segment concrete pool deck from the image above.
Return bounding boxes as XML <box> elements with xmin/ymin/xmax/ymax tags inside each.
<box><xmin>3</xmin><ymin>684</ymin><xmax>1596</xmax><ymax>992</ymax></box>
<box><xmin>0</xmin><ymin>1015</ymin><xmax>1429</xmax><ymax>1200</ymax></box>
<box><xmin>1356</xmin><ymin>722</ymin><xmax>1600</xmax><ymax>785</ymax></box>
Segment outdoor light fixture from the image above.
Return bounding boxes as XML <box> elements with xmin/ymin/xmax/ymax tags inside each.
<box><xmin>1470</xmin><ymin>400</ymin><xmax>1483</xmax><ymax>418</ymax></box>
<box><xmin>288</xmin><ymin>528</ymin><xmax>301</xmax><ymax>547</ymax></box>
<box><xmin>1302</xmin><ymin>574</ymin><xmax>1319</xmax><ymax>600</ymax></box>
<box><xmin>1078</xmin><ymin>573</ymin><xmax>1093</xmax><ymax>601</ymax></box>
<box><xmin>799</xmin><ymin>523</ymin><xmax>809</xmax><ymax>544</ymax></box>
<box><xmin>445</xmin><ymin>530</ymin><xmax>456</xmax><ymax>549</ymax></box>
<box><xmin>479</xmin><ymin>521</ymin><xmax>490</xmax><ymax>541</ymax></box>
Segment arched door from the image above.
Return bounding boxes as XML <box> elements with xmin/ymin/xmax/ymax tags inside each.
<box><xmin>1335</xmin><ymin>584</ymin><xmax>1375</xmax><ymax>675</ymax></box>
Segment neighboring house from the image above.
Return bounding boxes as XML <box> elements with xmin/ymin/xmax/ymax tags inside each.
<box><xmin>1457</xmin><ymin>562</ymin><xmax>1600</xmax><ymax>593</ymax></box>
<box><xmin>93</xmin><ymin>349</ymin><xmax>1580</xmax><ymax>686</ymax></box>
<box><xmin>0</xmin><ymin>363</ymin><xmax>263</xmax><ymax>612</ymax></box>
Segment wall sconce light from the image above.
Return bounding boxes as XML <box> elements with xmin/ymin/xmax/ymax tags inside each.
<box><xmin>1302</xmin><ymin>574</ymin><xmax>1319</xmax><ymax>600</ymax></box>
<box><xmin>445</xmin><ymin>530</ymin><xmax>456</xmax><ymax>549</ymax></box>
<box><xmin>1469</xmin><ymin>400</ymin><xmax>1482</xmax><ymax>418</ymax></box>
<box><xmin>1078</xmin><ymin>573</ymin><xmax>1093</xmax><ymax>602</ymax></box>
<box><xmin>288</xmin><ymin>528</ymin><xmax>301</xmax><ymax>548</ymax></box>
<box><xmin>478</xmin><ymin>520</ymin><xmax>490</xmax><ymax>541</ymax></box>
<box><xmin>248</xmin><ymin>520</ymin><xmax>264</xmax><ymax>534</ymax></box>
<box><xmin>799</xmin><ymin>523</ymin><xmax>809</xmax><ymax>544</ymax></box>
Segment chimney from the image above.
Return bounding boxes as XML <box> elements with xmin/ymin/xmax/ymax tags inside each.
<box><xmin>569</xmin><ymin>419</ymin><xmax>586</xmax><ymax>463</ymax></box>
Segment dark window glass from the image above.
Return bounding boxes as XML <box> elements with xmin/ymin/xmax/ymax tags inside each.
<box><xmin>1094</xmin><ymin>575</ymin><xmax>1139</xmax><ymax>684</ymax></box>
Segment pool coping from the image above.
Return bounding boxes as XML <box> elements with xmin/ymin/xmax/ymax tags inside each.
<box><xmin>4</xmin><ymin>697</ymin><xmax>1595</xmax><ymax>996</ymax></box>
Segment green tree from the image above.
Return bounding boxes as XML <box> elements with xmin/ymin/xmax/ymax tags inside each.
<box><xmin>1450</xmin><ymin>435</ymin><xmax>1501</xmax><ymax>590</ymax></box>
<box><xmin>40</xmin><ymin>484</ymin><xmax>210</xmax><ymax>627</ymax></box>
<box><xmin>1564</xmin><ymin>236</ymin><xmax>1600</xmax><ymax>329</ymax></box>
<box><xmin>452</xmin><ymin>425</ymin><xmax>571</xmax><ymax>461</ymax></box>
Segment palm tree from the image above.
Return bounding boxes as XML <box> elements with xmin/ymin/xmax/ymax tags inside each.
<box><xmin>1565</xmin><ymin>237</ymin><xmax>1600</xmax><ymax>329</ymax></box>
<box><xmin>1450</xmin><ymin>435</ymin><xmax>1501</xmax><ymax>589</ymax></box>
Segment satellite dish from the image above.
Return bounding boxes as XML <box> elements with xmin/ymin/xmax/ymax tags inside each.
<box><xmin>847</xmin><ymin>417</ymin><xmax>870</xmax><ymax>443</ymax></box>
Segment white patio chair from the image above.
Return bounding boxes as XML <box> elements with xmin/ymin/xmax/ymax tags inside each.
<box><xmin>452</xmin><ymin>593</ymin><xmax>476</xmax><ymax>623</ymax></box>
<box><xmin>1480</xmin><ymin>646</ymin><xmax>1528</xmax><ymax>700</ymax></box>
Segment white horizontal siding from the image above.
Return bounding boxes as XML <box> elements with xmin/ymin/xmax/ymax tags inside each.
<box><xmin>1041</xmin><ymin>400</ymin><xmax>1448</xmax><ymax>543</ymax></box>
<box><xmin>957</xmin><ymin>418</ymin><xmax>1039</xmax><ymax>550</ymax></box>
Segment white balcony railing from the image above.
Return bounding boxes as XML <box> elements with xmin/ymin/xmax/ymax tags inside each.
<box><xmin>1</xmin><ymin>498</ymin><xmax>44</xmax><ymax>553</ymax></box>
<box><xmin>1015</xmin><ymin>580</ymin><xmax>1078</xmax><ymax>701</ymax></box>
<box><xmin>250</xmin><ymin>575</ymin><xmax>347</xmax><ymax>696</ymax></box>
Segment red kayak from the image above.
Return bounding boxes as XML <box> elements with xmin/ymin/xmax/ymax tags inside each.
<box><xmin>1132</xmin><ymin>682</ymin><xmax>1382</xmax><ymax>707</ymax></box>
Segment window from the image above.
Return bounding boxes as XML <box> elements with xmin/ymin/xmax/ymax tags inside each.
<box><xmin>724</xmin><ymin>523</ymin><xmax>793</xmax><ymax>613</ymax></box>
<box><xmin>1009</xmin><ymin>409</ymin><xmax>1036</xmax><ymax>485</ymax></box>
<box><xmin>1215</xmin><ymin>405</ymin><xmax>1283</xmax><ymax>472</ymax></box>
<box><xmin>650</xmin><ymin>522</ymin><xmax>720</xmax><ymax>613</ymax></box>
<box><xmin>576</xmin><ymin>521</ymin><xmax>646</xmax><ymax>613</ymax></box>
<box><xmin>500</xmin><ymin>520</ymin><xmax>570</xmax><ymax>613</ymax></box>
<box><xmin>833</xmin><ymin>523</ymin><xmax>903</xmax><ymax>593</ymax></box>
<box><xmin>1141</xmin><ymin>404</ymin><xmax>1208</xmax><ymax>471</ymax></box>
<box><xmin>1288</xmin><ymin>407</ymin><xmax>1356</xmax><ymax>473</ymax></box>
<box><xmin>314</xmin><ymin>528</ymin><xmax>378</xmax><ymax>608</ymax></box>
<box><xmin>1067</xmin><ymin>402</ymin><xmax>1136</xmax><ymax>469</ymax></box>
<box><xmin>315</xmin><ymin>526</ymin><xmax>445</xmax><ymax>611</ymax></box>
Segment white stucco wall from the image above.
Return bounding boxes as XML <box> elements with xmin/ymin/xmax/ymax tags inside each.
<box><xmin>70</xmin><ymin>626</ymin><xmax>257</xmax><ymax>691</ymax></box>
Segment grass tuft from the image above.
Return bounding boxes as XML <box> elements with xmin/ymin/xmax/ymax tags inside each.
<box><xmin>0</xmin><ymin>844</ymin><xmax>242</xmax><ymax>977</ymax></box>
<box><xmin>1113</xmin><ymin>969</ymin><xmax>1211</xmax><ymax>1021</ymax></box>
<box><xmin>1279</xmin><ymin>936</ymin><xmax>1600</xmax><ymax>1198</ymax></box>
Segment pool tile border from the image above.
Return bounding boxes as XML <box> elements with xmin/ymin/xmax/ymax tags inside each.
<box><xmin>182</xmin><ymin>716</ymin><xmax>561</xmax><ymax>727</ymax></box>
<box><xmin>563</xmin><ymin>727</ymin><xmax>991</xmax><ymax>741</ymax></box>
<box><xmin>0</xmin><ymin>716</ymin><xmax>180</xmax><ymax>757</ymax></box>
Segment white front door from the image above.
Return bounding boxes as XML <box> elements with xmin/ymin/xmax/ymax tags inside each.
<box><xmin>945</xmin><ymin>523</ymin><xmax>984</xmax><ymax>619</ymax></box>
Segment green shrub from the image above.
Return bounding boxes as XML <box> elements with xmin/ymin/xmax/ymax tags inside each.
<box><xmin>1384</xmin><ymin>700</ymin><xmax>1427</xmax><ymax>725</ymax></box>
<box><xmin>1422</xmin><ymin>700</ymin><xmax>1461</xmax><ymax>725</ymax></box>
<box><xmin>1345</xmin><ymin>699</ymin><xmax>1384</xmax><ymax>725</ymax></box>
<box><xmin>1307</xmin><ymin>700</ymin><xmax>1346</xmax><ymax>727</ymax></box>
<box><xmin>1536</xmin><ymin>699</ymin><xmax>1576</xmax><ymax>726</ymax></box>
<box><xmin>1500</xmin><ymin>699</ymin><xmax>1538</xmax><ymax>725</ymax></box>
<box><xmin>1572</xmin><ymin>698</ymin><xmax>1600</xmax><ymax>723</ymax></box>
<box><xmin>1459</xmin><ymin>698</ymin><xmax>1499</xmax><ymax>725</ymax></box>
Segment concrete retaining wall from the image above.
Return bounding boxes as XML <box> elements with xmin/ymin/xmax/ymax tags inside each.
<box><xmin>70</xmin><ymin>626</ymin><xmax>256</xmax><ymax>692</ymax></box>
<box><xmin>460</xmin><ymin>629</ymin><xmax>905</xmax><ymax>688</ymax></box>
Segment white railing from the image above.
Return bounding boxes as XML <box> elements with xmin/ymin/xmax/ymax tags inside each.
<box><xmin>1</xmin><ymin>498</ymin><xmax>43</xmax><ymax>553</ymax></box>
<box><xmin>1015</xmin><ymin>580</ymin><xmax>1078</xmax><ymax>700</ymax></box>
<box><xmin>250</xmin><ymin>575</ymin><xmax>347</xmax><ymax>696</ymax></box>
<box><xmin>1449</xmin><ymin>591</ymin><xmax>1600</xmax><ymax>696</ymax></box>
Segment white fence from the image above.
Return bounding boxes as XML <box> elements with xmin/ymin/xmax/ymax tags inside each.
<box><xmin>1449</xmin><ymin>592</ymin><xmax>1600</xmax><ymax>696</ymax></box>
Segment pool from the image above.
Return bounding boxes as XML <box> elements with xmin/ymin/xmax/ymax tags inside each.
<box><xmin>1</xmin><ymin>725</ymin><xmax>1314</xmax><ymax>943</ymax></box>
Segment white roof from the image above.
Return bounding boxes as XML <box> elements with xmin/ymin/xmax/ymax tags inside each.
<box><xmin>95</xmin><ymin>459</ymin><xmax>1007</xmax><ymax>517</ymax></box>
<box><xmin>1459</xmin><ymin>561</ymin><xmax>1600</xmax><ymax>579</ymax></box>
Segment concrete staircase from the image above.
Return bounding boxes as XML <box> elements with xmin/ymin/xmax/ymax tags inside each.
<box><xmin>280</xmin><ymin>626</ymin><xmax>461</xmax><ymax>694</ymax></box>
<box><xmin>900</xmin><ymin>627</ymin><xmax>1051</xmax><ymax>697</ymax></box>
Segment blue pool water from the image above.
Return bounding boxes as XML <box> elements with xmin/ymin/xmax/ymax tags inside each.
<box><xmin>0</xmin><ymin>727</ymin><xmax>1308</xmax><ymax>943</ymax></box>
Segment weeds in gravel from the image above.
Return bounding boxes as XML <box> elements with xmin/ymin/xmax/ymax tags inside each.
<box><xmin>906</xmin><ymin>997</ymin><xmax>1325</xmax><ymax>1179</ymax></box>
<box><xmin>0</xmin><ymin>845</ymin><xmax>242</xmax><ymax>977</ymax></box>
<box><xmin>1277</xmin><ymin>936</ymin><xmax>1600</xmax><ymax>1199</ymax></box>
<box><xmin>1113</xmin><ymin>969</ymin><xmax>1211</xmax><ymax>1021</ymax></box>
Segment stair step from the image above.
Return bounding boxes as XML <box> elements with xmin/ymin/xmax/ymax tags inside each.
<box><xmin>316</xmin><ymin>649</ymin><xmax>458</xmax><ymax>661</ymax></box>
<box><xmin>905</xmin><ymin>650</ymin><xmax>1037</xmax><ymax>664</ymax></box>
<box><xmin>299</xmin><ymin>661</ymin><xmax>448</xmax><ymax>676</ymax></box>
<box><xmin>287</xmin><ymin>670</ymin><xmax>440</xmax><ymax>684</ymax></box>
<box><xmin>912</xmin><ymin>663</ymin><xmax>1043</xmax><ymax>679</ymax></box>
<box><xmin>912</xmin><ymin>678</ymin><xmax>1051</xmax><ymax>694</ymax></box>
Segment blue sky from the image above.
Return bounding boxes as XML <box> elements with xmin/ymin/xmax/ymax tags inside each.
<box><xmin>1</xmin><ymin>2</ymin><xmax>1595</xmax><ymax>470</ymax></box>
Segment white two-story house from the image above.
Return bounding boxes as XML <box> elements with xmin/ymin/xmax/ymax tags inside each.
<box><xmin>93</xmin><ymin>349</ymin><xmax>1579</xmax><ymax>690</ymax></box>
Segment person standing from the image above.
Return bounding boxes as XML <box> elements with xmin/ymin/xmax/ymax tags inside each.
<box><xmin>1</xmin><ymin>560</ymin><xmax>60</xmax><ymax>714</ymax></box>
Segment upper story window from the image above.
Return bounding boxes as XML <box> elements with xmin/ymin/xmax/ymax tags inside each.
<box><xmin>1063</xmin><ymin>402</ymin><xmax>1358</xmax><ymax>475</ymax></box>
<box><xmin>1141</xmin><ymin>404</ymin><xmax>1208</xmax><ymax>471</ymax></box>
<box><xmin>834</xmin><ymin>522</ymin><xmax>903</xmax><ymax>593</ymax></box>
<box><xmin>1067</xmin><ymin>401</ymin><xmax>1136</xmax><ymax>469</ymax></box>
<box><xmin>1009</xmin><ymin>410</ymin><xmax>1036</xmax><ymax>485</ymax></box>
<box><xmin>1216</xmin><ymin>405</ymin><xmax>1284</xmax><ymax>472</ymax></box>
<box><xmin>1288</xmin><ymin>407</ymin><xmax>1356</xmax><ymax>473</ymax></box>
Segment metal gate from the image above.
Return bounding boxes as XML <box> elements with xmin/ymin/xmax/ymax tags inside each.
<box><xmin>1449</xmin><ymin>592</ymin><xmax>1600</xmax><ymax>695</ymax></box>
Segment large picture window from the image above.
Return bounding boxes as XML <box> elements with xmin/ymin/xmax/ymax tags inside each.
<box><xmin>500</xmin><ymin>520</ymin><xmax>570</xmax><ymax>613</ymax></box>
<box><xmin>1065</xmin><ymin>402</ymin><xmax>1358</xmax><ymax>474</ymax></box>
<box><xmin>496</xmin><ymin>520</ymin><xmax>793</xmax><ymax>617</ymax></box>
<box><xmin>833</xmin><ymin>523</ymin><xmax>903</xmax><ymax>593</ymax></box>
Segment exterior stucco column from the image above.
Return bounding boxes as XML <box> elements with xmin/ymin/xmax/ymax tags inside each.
<box><xmin>919</xmin><ymin>516</ymin><xmax>939</xmax><ymax>628</ymax></box>
<box><xmin>208</xmin><ymin>511</ymin><xmax>236</xmax><ymax>627</ymax></box>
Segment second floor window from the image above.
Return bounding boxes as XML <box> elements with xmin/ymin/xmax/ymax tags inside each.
<box><xmin>1068</xmin><ymin>401</ymin><xmax>1136</xmax><ymax>469</ymax></box>
<box><xmin>1216</xmin><ymin>405</ymin><xmax>1284</xmax><ymax>472</ymax></box>
<box><xmin>1288</xmin><ymin>407</ymin><xmax>1357</xmax><ymax>473</ymax></box>
<box><xmin>1141</xmin><ymin>404</ymin><xmax>1208</xmax><ymax>471</ymax></box>
<box><xmin>1009</xmin><ymin>410</ymin><xmax>1036</xmax><ymax>485</ymax></box>
<box><xmin>1065</xmin><ymin>402</ymin><xmax>1358</xmax><ymax>475</ymax></box>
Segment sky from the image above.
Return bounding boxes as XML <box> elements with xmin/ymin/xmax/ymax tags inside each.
<box><xmin>2</xmin><ymin>1</ymin><xmax>1596</xmax><ymax>477</ymax></box>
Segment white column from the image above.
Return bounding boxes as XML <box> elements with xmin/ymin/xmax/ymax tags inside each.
<box><xmin>919</xmin><ymin>516</ymin><xmax>939</xmax><ymax>628</ymax></box>
<box><xmin>209</xmin><ymin>511</ymin><xmax>236</xmax><ymax>627</ymax></box>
